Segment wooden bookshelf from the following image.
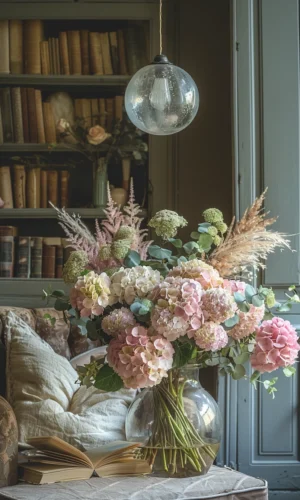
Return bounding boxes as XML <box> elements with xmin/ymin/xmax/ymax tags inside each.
<box><xmin>0</xmin><ymin>207</ymin><xmax>148</xmax><ymax>219</ymax></box>
<box><xmin>0</xmin><ymin>74</ymin><xmax>131</xmax><ymax>87</ymax></box>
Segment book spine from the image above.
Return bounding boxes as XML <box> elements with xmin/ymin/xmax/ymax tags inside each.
<box><xmin>47</xmin><ymin>170</ymin><xmax>58</xmax><ymax>206</ymax></box>
<box><xmin>0</xmin><ymin>107</ymin><xmax>4</xmax><ymax>145</ymax></box>
<box><xmin>117</xmin><ymin>30</ymin><xmax>128</xmax><ymax>75</ymax></box>
<box><xmin>16</xmin><ymin>236</ymin><xmax>31</xmax><ymax>278</ymax></box>
<box><xmin>43</xmin><ymin>102</ymin><xmax>56</xmax><ymax>143</ymax></box>
<box><xmin>42</xmin><ymin>245</ymin><xmax>56</xmax><ymax>279</ymax></box>
<box><xmin>0</xmin><ymin>21</ymin><xmax>9</xmax><ymax>74</ymax></box>
<box><xmin>27</xmin><ymin>88</ymin><xmax>38</xmax><ymax>143</ymax></box>
<box><xmin>98</xmin><ymin>98</ymin><xmax>106</xmax><ymax>128</ymax></box>
<box><xmin>55</xmin><ymin>38</ymin><xmax>61</xmax><ymax>75</ymax></box>
<box><xmin>20</xmin><ymin>88</ymin><xmax>30</xmax><ymax>143</ymax></box>
<box><xmin>125</xmin><ymin>26</ymin><xmax>140</xmax><ymax>75</ymax></box>
<box><xmin>80</xmin><ymin>30</ymin><xmax>90</xmax><ymax>75</ymax></box>
<box><xmin>35</xmin><ymin>90</ymin><xmax>46</xmax><ymax>144</ymax></box>
<box><xmin>50</xmin><ymin>38</ymin><xmax>57</xmax><ymax>75</ymax></box>
<box><xmin>40</xmin><ymin>170</ymin><xmax>48</xmax><ymax>208</ymax></box>
<box><xmin>40</xmin><ymin>41</ymin><xmax>50</xmax><ymax>75</ymax></box>
<box><xmin>60</xmin><ymin>170</ymin><xmax>69</xmax><ymax>208</ymax></box>
<box><xmin>89</xmin><ymin>32</ymin><xmax>103</xmax><ymax>75</ymax></box>
<box><xmin>0</xmin><ymin>236</ymin><xmax>14</xmax><ymax>278</ymax></box>
<box><xmin>69</xmin><ymin>31</ymin><xmax>82</xmax><ymax>75</ymax></box>
<box><xmin>109</xmin><ymin>32</ymin><xmax>119</xmax><ymax>74</ymax></box>
<box><xmin>11</xmin><ymin>87</ymin><xmax>24</xmax><ymax>144</ymax></box>
<box><xmin>9</xmin><ymin>20</ymin><xmax>23</xmax><ymax>74</ymax></box>
<box><xmin>55</xmin><ymin>245</ymin><xmax>63</xmax><ymax>279</ymax></box>
<box><xmin>24</xmin><ymin>20</ymin><xmax>43</xmax><ymax>74</ymax></box>
<box><xmin>13</xmin><ymin>164</ymin><xmax>26</xmax><ymax>209</ymax></box>
<box><xmin>63</xmin><ymin>246</ymin><xmax>74</xmax><ymax>264</ymax></box>
<box><xmin>0</xmin><ymin>88</ymin><xmax>14</xmax><ymax>142</ymax></box>
<box><xmin>59</xmin><ymin>32</ymin><xmax>70</xmax><ymax>75</ymax></box>
<box><xmin>100</xmin><ymin>32</ymin><xmax>113</xmax><ymax>75</ymax></box>
<box><xmin>82</xmin><ymin>98</ymin><xmax>92</xmax><ymax>129</ymax></box>
<box><xmin>48</xmin><ymin>38</ymin><xmax>54</xmax><ymax>74</ymax></box>
<box><xmin>27</xmin><ymin>167</ymin><xmax>41</xmax><ymax>209</ymax></box>
<box><xmin>0</xmin><ymin>166</ymin><xmax>13</xmax><ymax>208</ymax></box>
<box><xmin>31</xmin><ymin>237</ymin><xmax>43</xmax><ymax>278</ymax></box>
<box><xmin>91</xmin><ymin>98</ymin><xmax>99</xmax><ymax>126</ymax></box>
<box><xmin>0</xmin><ymin>226</ymin><xmax>18</xmax><ymax>237</ymax></box>
<box><xmin>114</xmin><ymin>95</ymin><xmax>124</xmax><ymax>122</ymax></box>
<box><xmin>105</xmin><ymin>98</ymin><xmax>114</xmax><ymax>133</ymax></box>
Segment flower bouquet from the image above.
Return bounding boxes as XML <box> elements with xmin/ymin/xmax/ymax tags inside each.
<box><xmin>45</xmin><ymin>186</ymin><xmax>300</xmax><ymax>477</ymax></box>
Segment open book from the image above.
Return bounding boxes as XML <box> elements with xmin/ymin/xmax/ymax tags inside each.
<box><xmin>19</xmin><ymin>436</ymin><xmax>151</xmax><ymax>484</ymax></box>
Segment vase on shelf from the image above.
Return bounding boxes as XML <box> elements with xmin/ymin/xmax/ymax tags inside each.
<box><xmin>125</xmin><ymin>364</ymin><xmax>222</xmax><ymax>478</ymax></box>
<box><xmin>93</xmin><ymin>158</ymin><xmax>107</xmax><ymax>208</ymax></box>
<box><xmin>110</xmin><ymin>186</ymin><xmax>127</xmax><ymax>208</ymax></box>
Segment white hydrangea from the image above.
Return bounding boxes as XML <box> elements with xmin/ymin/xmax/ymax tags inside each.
<box><xmin>110</xmin><ymin>266</ymin><xmax>162</xmax><ymax>305</ymax></box>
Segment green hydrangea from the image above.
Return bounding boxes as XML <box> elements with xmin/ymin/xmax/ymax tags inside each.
<box><xmin>111</xmin><ymin>239</ymin><xmax>131</xmax><ymax>259</ymax></box>
<box><xmin>62</xmin><ymin>250</ymin><xmax>89</xmax><ymax>284</ymax></box>
<box><xmin>207</xmin><ymin>226</ymin><xmax>218</xmax><ymax>237</ymax></box>
<box><xmin>115</xmin><ymin>226</ymin><xmax>136</xmax><ymax>242</ymax></box>
<box><xmin>215</xmin><ymin>221</ymin><xmax>228</xmax><ymax>234</ymax></box>
<box><xmin>148</xmin><ymin>210</ymin><xmax>188</xmax><ymax>240</ymax></box>
<box><xmin>213</xmin><ymin>235</ymin><xmax>222</xmax><ymax>247</ymax></box>
<box><xmin>99</xmin><ymin>244</ymin><xmax>112</xmax><ymax>261</ymax></box>
<box><xmin>77</xmin><ymin>360</ymin><xmax>102</xmax><ymax>387</ymax></box>
<box><xmin>266</xmin><ymin>290</ymin><xmax>276</xmax><ymax>308</ymax></box>
<box><xmin>203</xmin><ymin>208</ymin><xmax>223</xmax><ymax>224</ymax></box>
<box><xmin>105</xmin><ymin>266</ymin><xmax>120</xmax><ymax>277</ymax></box>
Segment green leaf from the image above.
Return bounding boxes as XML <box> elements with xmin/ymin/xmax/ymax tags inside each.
<box><xmin>238</xmin><ymin>302</ymin><xmax>250</xmax><ymax>313</ymax></box>
<box><xmin>173</xmin><ymin>341</ymin><xmax>195</xmax><ymax>368</ymax></box>
<box><xmin>288</xmin><ymin>285</ymin><xmax>296</xmax><ymax>291</ymax></box>
<box><xmin>86</xmin><ymin>320</ymin><xmax>99</xmax><ymax>340</ymax></box>
<box><xmin>183</xmin><ymin>241</ymin><xmax>199</xmax><ymax>254</ymax></box>
<box><xmin>43</xmin><ymin>313</ymin><xmax>56</xmax><ymax>326</ymax></box>
<box><xmin>124</xmin><ymin>250</ymin><xmax>141</xmax><ymax>268</ymax></box>
<box><xmin>250</xmin><ymin>370</ymin><xmax>261</xmax><ymax>388</ymax></box>
<box><xmin>245</xmin><ymin>284</ymin><xmax>256</xmax><ymax>303</ymax></box>
<box><xmin>51</xmin><ymin>289</ymin><xmax>66</xmax><ymax>298</ymax></box>
<box><xmin>233</xmin><ymin>352</ymin><xmax>250</xmax><ymax>365</ymax></box>
<box><xmin>231</xmin><ymin>364</ymin><xmax>246</xmax><ymax>380</ymax></box>
<box><xmin>252</xmin><ymin>295</ymin><xmax>264</xmax><ymax>307</ymax></box>
<box><xmin>198</xmin><ymin>233</ymin><xmax>213</xmax><ymax>250</ymax></box>
<box><xmin>205</xmin><ymin>357</ymin><xmax>220</xmax><ymax>367</ymax></box>
<box><xmin>177</xmin><ymin>256</ymin><xmax>187</xmax><ymax>264</ymax></box>
<box><xmin>190</xmin><ymin>231</ymin><xmax>200</xmax><ymax>240</ymax></box>
<box><xmin>263</xmin><ymin>311</ymin><xmax>274</xmax><ymax>321</ymax></box>
<box><xmin>54</xmin><ymin>299</ymin><xmax>70</xmax><ymax>311</ymax></box>
<box><xmin>224</xmin><ymin>314</ymin><xmax>239</xmax><ymax>328</ymax></box>
<box><xmin>283</xmin><ymin>366</ymin><xmax>297</xmax><ymax>377</ymax></box>
<box><xmin>94</xmin><ymin>365</ymin><xmax>123</xmax><ymax>392</ymax></box>
<box><xmin>169</xmin><ymin>238</ymin><xmax>183</xmax><ymax>248</ymax></box>
<box><xmin>234</xmin><ymin>292</ymin><xmax>245</xmax><ymax>303</ymax></box>
<box><xmin>277</xmin><ymin>303</ymin><xmax>292</xmax><ymax>313</ymax></box>
<box><xmin>168</xmin><ymin>256</ymin><xmax>178</xmax><ymax>267</ymax></box>
<box><xmin>148</xmin><ymin>245</ymin><xmax>172</xmax><ymax>261</ymax></box>
<box><xmin>198</xmin><ymin>223</ymin><xmax>211</xmax><ymax>233</ymax></box>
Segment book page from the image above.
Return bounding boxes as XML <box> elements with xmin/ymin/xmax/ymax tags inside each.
<box><xmin>27</xmin><ymin>436</ymin><xmax>93</xmax><ymax>468</ymax></box>
<box><xmin>85</xmin><ymin>441</ymin><xmax>140</xmax><ymax>469</ymax></box>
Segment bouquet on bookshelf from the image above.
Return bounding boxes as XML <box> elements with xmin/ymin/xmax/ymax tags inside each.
<box><xmin>44</xmin><ymin>187</ymin><xmax>300</xmax><ymax>476</ymax></box>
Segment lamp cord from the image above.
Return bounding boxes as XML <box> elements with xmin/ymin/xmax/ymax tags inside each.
<box><xmin>159</xmin><ymin>0</ymin><xmax>163</xmax><ymax>54</ymax></box>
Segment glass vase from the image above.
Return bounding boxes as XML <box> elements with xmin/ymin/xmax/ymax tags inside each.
<box><xmin>93</xmin><ymin>158</ymin><xmax>107</xmax><ymax>207</ymax></box>
<box><xmin>125</xmin><ymin>365</ymin><xmax>222</xmax><ymax>478</ymax></box>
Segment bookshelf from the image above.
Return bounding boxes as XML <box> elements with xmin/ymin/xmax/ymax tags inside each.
<box><xmin>0</xmin><ymin>0</ymin><xmax>173</xmax><ymax>307</ymax></box>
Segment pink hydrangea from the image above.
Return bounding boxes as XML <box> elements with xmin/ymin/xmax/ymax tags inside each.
<box><xmin>102</xmin><ymin>308</ymin><xmax>136</xmax><ymax>336</ymax></box>
<box><xmin>228</xmin><ymin>305</ymin><xmax>265</xmax><ymax>340</ymax></box>
<box><xmin>251</xmin><ymin>317</ymin><xmax>300</xmax><ymax>373</ymax></box>
<box><xmin>223</xmin><ymin>280</ymin><xmax>246</xmax><ymax>295</ymax></box>
<box><xmin>150</xmin><ymin>276</ymin><xmax>204</xmax><ymax>341</ymax></box>
<box><xmin>168</xmin><ymin>259</ymin><xmax>223</xmax><ymax>290</ymax></box>
<box><xmin>107</xmin><ymin>326</ymin><xmax>174</xmax><ymax>389</ymax></box>
<box><xmin>191</xmin><ymin>322</ymin><xmax>228</xmax><ymax>351</ymax></box>
<box><xmin>201</xmin><ymin>288</ymin><xmax>237</xmax><ymax>323</ymax></box>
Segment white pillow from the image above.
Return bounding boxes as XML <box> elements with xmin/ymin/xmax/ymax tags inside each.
<box><xmin>5</xmin><ymin>312</ymin><xmax>135</xmax><ymax>450</ymax></box>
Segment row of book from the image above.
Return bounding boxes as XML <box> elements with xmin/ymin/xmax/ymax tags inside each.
<box><xmin>0</xmin><ymin>227</ymin><xmax>74</xmax><ymax>279</ymax></box>
<box><xmin>0</xmin><ymin>87</ymin><xmax>124</xmax><ymax>144</ymax></box>
<box><xmin>0</xmin><ymin>165</ymin><xmax>70</xmax><ymax>209</ymax></box>
<box><xmin>0</xmin><ymin>20</ymin><xmax>148</xmax><ymax>76</ymax></box>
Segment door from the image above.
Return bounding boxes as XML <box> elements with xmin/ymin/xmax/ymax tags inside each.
<box><xmin>218</xmin><ymin>1</ymin><xmax>300</xmax><ymax>498</ymax></box>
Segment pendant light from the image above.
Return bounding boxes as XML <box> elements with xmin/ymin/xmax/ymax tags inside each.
<box><xmin>125</xmin><ymin>0</ymin><xmax>200</xmax><ymax>136</ymax></box>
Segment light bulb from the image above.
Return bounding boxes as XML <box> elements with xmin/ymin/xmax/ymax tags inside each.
<box><xmin>149</xmin><ymin>77</ymin><xmax>172</xmax><ymax>111</ymax></box>
<box><xmin>125</xmin><ymin>55</ymin><xmax>199</xmax><ymax>136</ymax></box>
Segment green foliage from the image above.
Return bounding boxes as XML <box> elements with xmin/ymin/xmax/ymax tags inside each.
<box><xmin>283</xmin><ymin>366</ymin><xmax>297</xmax><ymax>377</ymax></box>
<box><xmin>231</xmin><ymin>364</ymin><xmax>246</xmax><ymax>380</ymax></box>
<box><xmin>148</xmin><ymin>245</ymin><xmax>172</xmax><ymax>261</ymax></box>
<box><xmin>43</xmin><ymin>313</ymin><xmax>56</xmax><ymax>327</ymax></box>
<box><xmin>224</xmin><ymin>314</ymin><xmax>239</xmax><ymax>328</ymax></box>
<box><xmin>245</xmin><ymin>285</ymin><xmax>256</xmax><ymax>303</ymax></box>
<box><xmin>263</xmin><ymin>378</ymin><xmax>278</xmax><ymax>399</ymax></box>
<box><xmin>124</xmin><ymin>250</ymin><xmax>141</xmax><ymax>268</ymax></box>
<box><xmin>130</xmin><ymin>298</ymin><xmax>153</xmax><ymax>318</ymax></box>
<box><xmin>173</xmin><ymin>340</ymin><xmax>196</xmax><ymax>368</ymax></box>
<box><xmin>168</xmin><ymin>238</ymin><xmax>183</xmax><ymax>248</ymax></box>
<box><xmin>190</xmin><ymin>231</ymin><xmax>200</xmax><ymax>240</ymax></box>
<box><xmin>54</xmin><ymin>299</ymin><xmax>70</xmax><ymax>312</ymax></box>
<box><xmin>94</xmin><ymin>365</ymin><xmax>123</xmax><ymax>392</ymax></box>
<box><xmin>183</xmin><ymin>241</ymin><xmax>199</xmax><ymax>255</ymax></box>
<box><xmin>198</xmin><ymin>233</ymin><xmax>213</xmax><ymax>252</ymax></box>
<box><xmin>197</xmin><ymin>223</ymin><xmax>212</xmax><ymax>233</ymax></box>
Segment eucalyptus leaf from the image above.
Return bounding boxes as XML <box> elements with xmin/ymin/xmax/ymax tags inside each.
<box><xmin>177</xmin><ymin>256</ymin><xmax>187</xmax><ymax>264</ymax></box>
<box><xmin>234</xmin><ymin>292</ymin><xmax>245</xmax><ymax>303</ymax></box>
<box><xmin>245</xmin><ymin>284</ymin><xmax>256</xmax><ymax>303</ymax></box>
<box><xmin>190</xmin><ymin>232</ymin><xmax>200</xmax><ymax>240</ymax></box>
<box><xmin>231</xmin><ymin>364</ymin><xmax>246</xmax><ymax>380</ymax></box>
<box><xmin>94</xmin><ymin>365</ymin><xmax>123</xmax><ymax>392</ymax></box>
<box><xmin>224</xmin><ymin>314</ymin><xmax>239</xmax><ymax>328</ymax></box>
<box><xmin>169</xmin><ymin>238</ymin><xmax>183</xmax><ymax>248</ymax></box>
<box><xmin>148</xmin><ymin>245</ymin><xmax>172</xmax><ymax>261</ymax></box>
<box><xmin>238</xmin><ymin>302</ymin><xmax>250</xmax><ymax>313</ymax></box>
<box><xmin>233</xmin><ymin>352</ymin><xmax>250</xmax><ymax>365</ymax></box>
<box><xmin>124</xmin><ymin>250</ymin><xmax>141</xmax><ymax>268</ymax></box>
<box><xmin>198</xmin><ymin>223</ymin><xmax>211</xmax><ymax>233</ymax></box>
<box><xmin>252</xmin><ymin>295</ymin><xmax>264</xmax><ymax>307</ymax></box>
<box><xmin>173</xmin><ymin>341</ymin><xmax>195</xmax><ymax>368</ymax></box>
<box><xmin>198</xmin><ymin>233</ymin><xmax>213</xmax><ymax>250</ymax></box>
<box><xmin>183</xmin><ymin>241</ymin><xmax>199</xmax><ymax>254</ymax></box>
<box><xmin>277</xmin><ymin>303</ymin><xmax>292</xmax><ymax>313</ymax></box>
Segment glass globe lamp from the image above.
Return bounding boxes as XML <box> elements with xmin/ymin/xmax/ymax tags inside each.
<box><xmin>125</xmin><ymin>55</ymin><xmax>200</xmax><ymax>136</ymax></box>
